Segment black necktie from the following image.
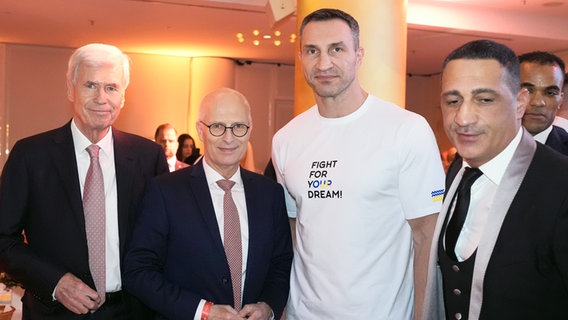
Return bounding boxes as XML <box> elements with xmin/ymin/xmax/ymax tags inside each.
<box><xmin>445</xmin><ymin>167</ymin><xmax>483</xmax><ymax>260</ymax></box>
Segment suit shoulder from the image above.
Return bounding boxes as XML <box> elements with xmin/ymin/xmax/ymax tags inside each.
<box><xmin>533</xmin><ymin>143</ymin><xmax>568</xmax><ymax>175</ymax></box>
<box><xmin>113</xmin><ymin>129</ymin><xmax>162</xmax><ymax>152</ymax></box>
<box><xmin>10</xmin><ymin>124</ymin><xmax>70</xmax><ymax>149</ymax></box>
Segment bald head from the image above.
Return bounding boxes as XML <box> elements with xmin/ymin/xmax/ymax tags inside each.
<box><xmin>196</xmin><ymin>88</ymin><xmax>253</xmax><ymax>178</ymax></box>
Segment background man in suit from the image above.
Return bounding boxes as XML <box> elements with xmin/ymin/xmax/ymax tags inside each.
<box><xmin>0</xmin><ymin>43</ymin><xmax>168</xmax><ymax>319</ymax></box>
<box><xmin>423</xmin><ymin>40</ymin><xmax>568</xmax><ymax>319</ymax></box>
<box><xmin>154</xmin><ymin>123</ymin><xmax>189</xmax><ymax>172</ymax></box>
<box><xmin>123</xmin><ymin>88</ymin><xmax>293</xmax><ymax>320</ymax></box>
<box><xmin>519</xmin><ymin>51</ymin><xmax>568</xmax><ymax>155</ymax></box>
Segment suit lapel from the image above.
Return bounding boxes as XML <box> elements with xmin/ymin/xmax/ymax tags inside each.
<box><xmin>49</xmin><ymin>122</ymin><xmax>87</xmax><ymax>241</ymax></box>
<box><xmin>113</xmin><ymin>129</ymin><xmax>137</xmax><ymax>255</ymax></box>
<box><xmin>241</xmin><ymin>169</ymin><xmax>258</xmax><ymax>295</ymax></box>
<box><xmin>468</xmin><ymin>129</ymin><xmax>536</xmax><ymax>319</ymax></box>
<box><xmin>424</xmin><ymin>160</ymin><xmax>463</xmax><ymax>319</ymax></box>
<box><xmin>189</xmin><ymin>162</ymin><xmax>226</xmax><ymax>254</ymax></box>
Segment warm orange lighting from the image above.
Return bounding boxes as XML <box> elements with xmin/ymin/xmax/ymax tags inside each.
<box><xmin>236</xmin><ymin>30</ymin><xmax>294</xmax><ymax>47</ymax></box>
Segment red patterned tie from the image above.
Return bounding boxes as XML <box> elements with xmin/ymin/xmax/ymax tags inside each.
<box><xmin>84</xmin><ymin>145</ymin><xmax>106</xmax><ymax>304</ymax></box>
<box><xmin>216</xmin><ymin>179</ymin><xmax>242</xmax><ymax>310</ymax></box>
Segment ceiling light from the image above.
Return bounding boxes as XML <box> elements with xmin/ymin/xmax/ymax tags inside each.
<box><xmin>236</xmin><ymin>28</ymin><xmax>295</xmax><ymax>47</ymax></box>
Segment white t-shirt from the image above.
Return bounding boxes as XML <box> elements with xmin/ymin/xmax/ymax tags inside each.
<box><xmin>272</xmin><ymin>95</ymin><xmax>445</xmax><ymax>319</ymax></box>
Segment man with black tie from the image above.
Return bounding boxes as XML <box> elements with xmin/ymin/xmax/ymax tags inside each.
<box><xmin>423</xmin><ymin>40</ymin><xmax>568</xmax><ymax>319</ymax></box>
<box><xmin>123</xmin><ymin>88</ymin><xmax>293</xmax><ymax>320</ymax></box>
<box><xmin>0</xmin><ymin>43</ymin><xmax>168</xmax><ymax>319</ymax></box>
<box><xmin>519</xmin><ymin>51</ymin><xmax>568</xmax><ymax>155</ymax></box>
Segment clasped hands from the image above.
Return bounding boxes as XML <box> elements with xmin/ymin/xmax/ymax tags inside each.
<box><xmin>209</xmin><ymin>301</ymin><xmax>273</xmax><ymax>320</ymax></box>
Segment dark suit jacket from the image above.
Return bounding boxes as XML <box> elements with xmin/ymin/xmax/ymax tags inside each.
<box><xmin>545</xmin><ymin>125</ymin><xmax>568</xmax><ymax>156</ymax></box>
<box><xmin>0</xmin><ymin>121</ymin><xmax>168</xmax><ymax>319</ymax></box>
<box><xmin>424</xmin><ymin>129</ymin><xmax>568</xmax><ymax>319</ymax></box>
<box><xmin>122</xmin><ymin>161</ymin><xmax>293</xmax><ymax>320</ymax></box>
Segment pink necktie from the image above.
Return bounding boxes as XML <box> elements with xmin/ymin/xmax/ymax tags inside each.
<box><xmin>216</xmin><ymin>179</ymin><xmax>242</xmax><ymax>310</ymax></box>
<box><xmin>84</xmin><ymin>145</ymin><xmax>106</xmax><ymax>304</ymax></box>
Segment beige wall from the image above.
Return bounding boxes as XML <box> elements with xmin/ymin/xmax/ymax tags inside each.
<box><xmin>406</xmin><ymin>73</ymin><xmax>450</xmax><ymax>152</ymax></box>
<box><xmin>0</xmin><ymin>44</ymin><xmax>295</xmax><ymax>171</ymax></box>
<box><xmin>0</xmin><ymin>43</ymin><xmax>451</xmax><ymax>172</ymax></box>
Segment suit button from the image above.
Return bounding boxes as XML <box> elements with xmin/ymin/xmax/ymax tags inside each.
<box><xmin>221</xmin><ymin>277</ymin><xmax>229</xmax><ymax>285</ymax></box>
<box><xmin>455</xmin><ymin>313</ymin><xmax>462</xmax><ymax>320</ymax></box>
<box><xmin>453</xmin><ymin>289</ymin><xmax>461</xmax><ymax>296</ymax></box>
<box><xmin>452</xmin><ymin>265</ymin><xmax>460</xmax><ymax>272</ymax></box>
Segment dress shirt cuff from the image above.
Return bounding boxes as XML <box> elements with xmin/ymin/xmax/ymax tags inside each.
<box><xmin>193</xmin><ymin>299</ymin><xmax>206</xmax><ymax>320</ymax></box>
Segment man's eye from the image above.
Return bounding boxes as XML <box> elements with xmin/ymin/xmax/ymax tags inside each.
<box><xmin>444</xmin><ymin>98</ymin><xmax>461</xmax><ymax>106</ymax></box>
<box><xmin>85</xmin><ymin>82</ymin><xmax>97</xmax><ymax>89</ymax></box>
<box><xmin>330</xmin><ymin>47</ymin><xmax>343</xmax><ymax>54</ymax></box>
<box><xmin>211</xmin><ymin>123</ymin><xmax>225</xmax><ymax>130</ymax></box>
<box><xmin>546</xmin><ymin>90</ymin><xmax>559</xmax><ymax>97</ymax></box>
<box><xmin>305</xmin><ymin>48</ymin><xmax>318</xmax><ymax>55</ymax></box>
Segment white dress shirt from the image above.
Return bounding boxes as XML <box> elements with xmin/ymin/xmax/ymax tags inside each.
<box><xmin>193</xmin><ymin>158</ymin><xmax>250</xmax><ymax>320</ymax></box>
<box><xmin>532</xmin><ymin>124</ymin><xmax>553</xmax><ymax>144</ymax></box>
<box><xmin>451</xmin><ymin>128</ymin><xmax>523</xmax><ymax>261</ymax></box>
<box><xmin>71</xmin><ymin>119</ymin><xmax>121</xmax><ymax>293</ymax></box>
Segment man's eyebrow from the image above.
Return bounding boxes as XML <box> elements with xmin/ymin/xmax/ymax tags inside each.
<box><xmin>442</xmin><ymin>90</ymin><xmax>460</xmax><ymax>97</ymax></box>
<box><xmin>471</xmin><ymin>88</ymin><xmax>498</xmax><ymax>95</ymax></box>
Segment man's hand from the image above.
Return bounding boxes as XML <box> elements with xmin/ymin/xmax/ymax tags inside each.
<box><xmin>208</xmin><ymin>304</ymin><xmax>244</xmax><ymax>320</ymax></box>
<box><xmin>239</xmin><ymin>302</ymin><xmax>273</xmax><ymax>320</ymax></box>
<box><xmin>53</xmin><ymin>273</ymin><xmax>101</xmax><ymax>314</ymax></box>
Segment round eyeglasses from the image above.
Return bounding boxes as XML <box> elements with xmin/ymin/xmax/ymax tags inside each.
<box><xmin>200</xmin><ymin>121</ymin><xmax>250</xmax><ymax>137</ymax></box>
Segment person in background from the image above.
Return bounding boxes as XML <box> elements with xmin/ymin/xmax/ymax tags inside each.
<box><xmin>123</xmin><ymin>87</ymin><xmax>293</xmax><ymax>320</ymax></box>
<box><xmin>271</xmin><ymin>8</ymin><xmax>445</xmax><ymax>319</ymax></box>
<box><xmin>155</xmin><ymin>123</ymin><xmax>189</xmax><ymax>172</ymax></box>
<box><xmin>0</xmin><ymin>43</ymin><xmax>168</xmax><ymax>319</ymax></box>
<box><xmin>176</xmin><ymin>133</ymin><xmax>196</xmax><ymax>163</ymax></box>
<box><xmin>553</xmin><ymin>74</ymin><xmax>568</xmax><ymax>132</ymax></box>
<box><xmin>423</xmin><ymin>39</ymin><xmax>568</xmax><ymax>319</ymax></box>
<box><xmin>519</xmin><ymin>51</ymin><xmax>568</xmax><ymax>155</ymax></box>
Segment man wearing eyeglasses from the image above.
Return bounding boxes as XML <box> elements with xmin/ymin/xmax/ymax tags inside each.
<box><xmin>123</xmin><ymin>87</ymin><xmax>293</xmax><ymax>320</ymax></box>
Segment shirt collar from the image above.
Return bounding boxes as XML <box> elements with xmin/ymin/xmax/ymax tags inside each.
<box><xmin>532</xmin><ymin>125</ymin><xmax>553</xmax><ymax>144</ymax></box>
<box><xmin>202</xmin><ymin>158</ymin><xmax>243</xmax><ymax>188</ymax></box>
<box><xmin>167</xmin><ymin>156</ymin><xmax>177</xmax><ymax>170</ymax></box>
<box><xmin>71</xmin><ymin>118</ymin><xmax>113</xmax><ymax>157</ymax></box>
<box><xmin>463</xmin><ymin>127</ymin><xmax>523</xmax><ymax>186</ymax></box>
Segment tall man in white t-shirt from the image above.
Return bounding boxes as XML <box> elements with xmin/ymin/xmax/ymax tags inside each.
<box><xmin>271</xmin><ymin>8</ymin><xmax>445</xmax><ymax>320</ymax></box>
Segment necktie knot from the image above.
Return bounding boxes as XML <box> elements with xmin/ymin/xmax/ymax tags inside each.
<box><xmin>217</xmin><ymin>179</ymin><xmax>236</xmax><ymax>191</ymax></box>
<box><xmin>458</xmin><ymin>167</ymin><xmax>482</xmax><ymax>191</ymax></box>
<box><xmin>86</xmin><ymin>144</ymin><xmax>100</xmax><ymax>159</ymax></box>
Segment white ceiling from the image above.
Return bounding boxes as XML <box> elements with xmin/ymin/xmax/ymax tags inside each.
<box><xmin>2</xmin><ymin>0</ymin><xmax>568</xmax><ymax>76</ymax></box>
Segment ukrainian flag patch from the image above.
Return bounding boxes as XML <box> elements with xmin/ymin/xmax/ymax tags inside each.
<box><xmin>431</xmin><ymin>189</ymin><xmax>444</xmax><ymax>202</ymax></box>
